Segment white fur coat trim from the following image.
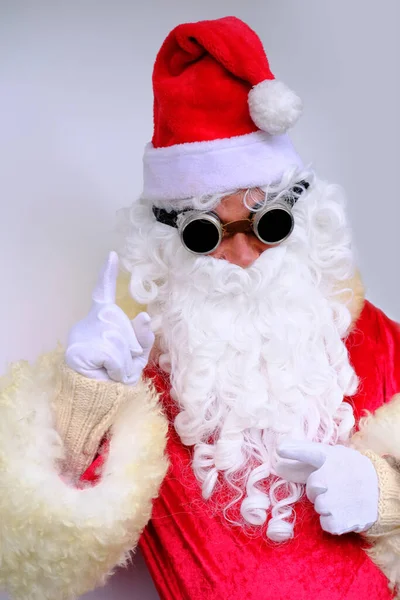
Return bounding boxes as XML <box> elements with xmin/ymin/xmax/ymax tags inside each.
<box><xmin>0</xmin><ymin>350</ymin><xmax>168</xmax><ymax>600</ymax></box>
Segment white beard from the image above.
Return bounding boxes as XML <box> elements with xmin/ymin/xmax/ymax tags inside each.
<box><xmin>120</xmin><ymin>175</ymin><xmax>358</xmax><ymax>541</ymax></box>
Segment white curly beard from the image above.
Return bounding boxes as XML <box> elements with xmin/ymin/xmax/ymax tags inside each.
<box><xmin>120</xmin><ymin>175</ymin><xmax>359</xmax><ymax>541</ymax></box>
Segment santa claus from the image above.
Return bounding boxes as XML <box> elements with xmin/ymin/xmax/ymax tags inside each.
<box><xmin>1</xmin><ymin>15</ymin><xmax>400</xmax><ymax>600</ymax></box>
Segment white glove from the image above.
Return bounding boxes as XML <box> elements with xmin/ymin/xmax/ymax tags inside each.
<box><xmin>65</xmin><ymin>251</ymin><xmax>154</xmax><ymax>384</ymax></box>
<box><xmin>276</xmin><ymin>440</ymin><xmax>379</xmax><ymax>535</ymax></box>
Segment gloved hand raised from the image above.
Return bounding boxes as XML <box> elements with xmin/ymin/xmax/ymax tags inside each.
<box><xmin>65</xmin><ymin>251</ymin><xmax>154</xmax><ymax>384</ymax></box>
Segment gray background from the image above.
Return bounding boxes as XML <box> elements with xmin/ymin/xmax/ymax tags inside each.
<box><xmin>0</xmin><ymin>0</ymin><xmax>399</xmax><ymax>598</ymax></box>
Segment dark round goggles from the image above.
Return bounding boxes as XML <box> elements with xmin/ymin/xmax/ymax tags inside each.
<box><xmin>152</xmin><ymin>181</ymin><xmax>309</xmax><ymax>256</ymax></box>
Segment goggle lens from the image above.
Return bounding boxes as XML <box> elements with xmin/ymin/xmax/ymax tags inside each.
<box><xmin>256</xmin><ymin>207</ymin><xmax>293</xmax><ymax>245</ymax></box>
<box><xmin>182</xmin><ymin>218</ymin><xmax>221</xmax><ymax>254</ymax></box>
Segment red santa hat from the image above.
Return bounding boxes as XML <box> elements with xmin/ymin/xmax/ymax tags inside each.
<box><xmin>143</xmin><ymin>16</ymin><xmax>303</xmax><ymax>203</ymax></box>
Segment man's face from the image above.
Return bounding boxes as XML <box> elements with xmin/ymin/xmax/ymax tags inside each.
<box><xmin>209</xmin><ymin>189</ymin><xmax>269</xmax><ymax>268</ymax></box>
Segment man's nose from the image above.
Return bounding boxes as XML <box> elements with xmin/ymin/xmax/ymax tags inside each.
<box><xmin>224</xmin><ymin>233</ymin><xmax>262</xmax><ymax>268</ymax></box>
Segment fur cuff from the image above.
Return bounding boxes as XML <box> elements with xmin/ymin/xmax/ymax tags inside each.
<box><xmin>351</xmin><ymin>394</ymin><xmax>400</xmax><ymax>594</ymax></box>
<box><xmin>0</xmin><ymin>349</ymin><xmax>168</xmax><ymax>600</ymax></box>
<box><xmin>351</xmin><ymin>394</ymin><xmax>400</xmax><ymax>459</ymax></box>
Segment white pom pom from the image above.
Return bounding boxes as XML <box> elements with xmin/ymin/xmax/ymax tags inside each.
<box><xmin>248</xmin><ymin>79</ymin><xmax>302</xmax><ymax>135</ymax></box>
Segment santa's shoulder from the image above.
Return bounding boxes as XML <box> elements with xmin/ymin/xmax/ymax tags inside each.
<box><xmin>352</xmin><ymin>300</ymin><xmax>400</xmax><ymax>345</ymax></box>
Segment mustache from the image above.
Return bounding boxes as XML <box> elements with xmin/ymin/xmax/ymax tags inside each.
<box><xmin>169</xmin><ymin>244</ymin><xmax>288</xmax><ymax>298</ymax></box>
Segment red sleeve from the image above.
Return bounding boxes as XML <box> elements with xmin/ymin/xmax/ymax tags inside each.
<box><xmin>344</xmin><ymin>301</ymin><xmax>400</xmax><ymax>418</ymax></box>
<box><xmin>378</xmin><ymin>308</ymin><xmax>400</xmax><ymax>400</ymax></box>
<box><xmin>361</xmin><ymin>301</ymin><xmax>400</xmax><ymax>402</ymax></box>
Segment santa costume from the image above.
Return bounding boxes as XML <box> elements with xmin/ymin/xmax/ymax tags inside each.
<box><xmin>1</xmin><ymin>15</ymin><xmax>400</xmax><ymax>600</ymax></box>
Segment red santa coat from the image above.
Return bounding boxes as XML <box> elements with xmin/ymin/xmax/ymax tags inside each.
<box><xmin>84</xmin><ymin>301</ymin><xmax>400</xmax><ymax>599</ymax></box>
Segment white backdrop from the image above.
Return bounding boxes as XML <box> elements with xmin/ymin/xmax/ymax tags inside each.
<box><xmin>0</xmin><ymin>1</ymin><xmax>399</xmax><ymax>598</ymax></box>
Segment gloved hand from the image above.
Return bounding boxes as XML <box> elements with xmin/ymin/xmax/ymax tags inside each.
<box><xmin>65</xmin><ymin>251</ymin><xmax>154</xmax><ymax>384</ymax></box>
<box><xmin>276</xmin><ymin>440</ymin><xmax>379</xmax><ymax>535</ymax></box>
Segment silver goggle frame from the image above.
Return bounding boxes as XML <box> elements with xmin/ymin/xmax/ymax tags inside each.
<box><xmin>152</xmin><ymin>181</ymin><xmax>309</xmax><ymax>255</ymax></box>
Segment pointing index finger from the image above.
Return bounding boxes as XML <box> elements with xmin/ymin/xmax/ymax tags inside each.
<box><xmin>92</xmin><ymin>251</ymin><xmax>119</xmax><ymax>305</ymax></box>
<box><xmin>277</xmin><ymin>441</ymin><xmax>328</xmax><ymax>470</ymax></box>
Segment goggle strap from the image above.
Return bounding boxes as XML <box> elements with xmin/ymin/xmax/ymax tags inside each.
<box><xmin>152</xmin><ymin>206</ymin><xmax>181</xmax><ymax>228</ymax></box>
